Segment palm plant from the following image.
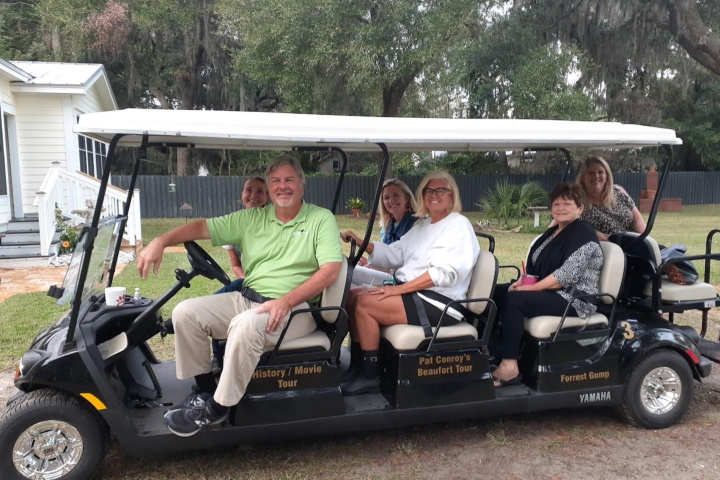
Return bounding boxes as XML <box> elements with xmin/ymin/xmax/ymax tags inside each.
<box><xmin>514</xmin><ymin>182</ymin><xmax>548</xmax><ymax>222</ymax></box>
<box><xmin>477</xmin><ymin>181</ymin><xmax>516</xmax><ymax>228</ymax></box>
<box><xmin>477</xmin><ymin>181</ymin><xmax>548</xmax><ymax>228</ymax></box>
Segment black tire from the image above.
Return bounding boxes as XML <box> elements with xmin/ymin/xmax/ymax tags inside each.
<box><xmin>616</xmin><ymin>348</ymin><xmax>694</xmax><ymax>429</ymax></box>
<box><xmin>0</xmin><ymin>388</ymin><xmax>109</xmax><ymax>480</ymax></box>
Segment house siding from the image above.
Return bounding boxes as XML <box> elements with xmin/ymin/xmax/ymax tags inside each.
<box><xmin>72</xmin><ymin>83</ymin><xmax>103</xmax><ymax>114</ymax></box>
<box><xmin>0</xmin><ymin>76</ymin><xmax>15</xmax><ymax>108</ymax></box>
<box><xmin>15</xmin><ymin>94</ymin><xmax>66</xmax><ymax>214</ymax></box>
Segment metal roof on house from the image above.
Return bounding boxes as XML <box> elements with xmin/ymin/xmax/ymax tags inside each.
<box><xmin>10</xmin><ymin>61</ymin><xmax>104</xmax><ymax>87</ymax></box>
<box><xmin>74</xmin><ymin>109</ymin><xmax>683</xmax><ymax>152</ymax></box>
<box><xmin>8</xmin><ymin>61</ymin><xmax>118</xmax><ymax>110</ymax></box>
<box><xmin>0</xmin><ymin>58</ymin><xmax>33</xmax><ymax>81</ymax></box>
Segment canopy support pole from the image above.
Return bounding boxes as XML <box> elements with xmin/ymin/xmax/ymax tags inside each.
<box><xmin>352</xmin><ymin>144</ymin><xmax>389</xmax><ymax>265</ymax></box>
<box><xmin>109</xmin><ymin>134</ymin><xmax>148</xmax><ymax>286</ymax></box>
<box><xmin>525</xmin><ymin>147</ymin><xmax>573</xmax><ymax>182</ymax></box>
<box><xmin>631</xmin><ymin>144</ymin><xmax>673</xmax><ymax>246</ymax></box>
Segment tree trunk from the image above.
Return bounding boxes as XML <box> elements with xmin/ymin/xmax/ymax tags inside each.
<box><xmin>662</xmin><ymin>0</ymin><xmax>720</xmax><ymax>77</ymax></box>
<box><xmin>172</xmin><ymin>16</ymin><xmax>207</xmax><ymax>176</ymax></box>
<box><xmin>381</xmin><ymin>76</ymin><xmax>414</xmax><ymax>117</ymax></box>
<box><xmin>168</xmin><ymin>148</ymin><xmax>176</xmax><ymax>175</ymax></box>
<box><xmin>378</xmin><ymin>72</ymin><xmax>419</xmax><ymax>178</ymax></box>
<box><xmin>177</xmin><ymin>148</ymin><xmax>192</xmax><ymax>176</ymax></box>
<box><xmin>50</xmin><ymin>27</ymin><xmax>62</xmax><ymax>55</ymax></box>
<box><xmin>500</xmin><ymin>151</ymin><xmax>510</xmax><ymax>175</ymax></box>
<box><xmin>219</xmin><ymin>149</ymin><xmax>226</xmax><ymax>175</ymax></box>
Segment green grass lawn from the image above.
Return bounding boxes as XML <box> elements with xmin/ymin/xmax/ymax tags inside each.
<box><xmin>1</xmin><ymin>205</ymin><xmax>719</xmax><ymax>369</ymax></box>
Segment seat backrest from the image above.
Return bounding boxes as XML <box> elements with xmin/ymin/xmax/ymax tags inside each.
<box><xmin>466</xmin><ymin>250</ymin><xmax>499</xmax><ymax>314</ymax></box>
<box><xmin>598</xmin><ymin>241</ymin><xmax>625</xmax><ymax>304</ymax></box>
<box><xmin>319</xmin><ymin>256</ymin><xmax>350</xmax><ymax>323</ymax></box>
<box><xmin>525</xmin><ymin>235</ymin><xmax>543</xmax><ymax>264</ymax></box>
<box><xmin>526</xmin><ymin>237</ymin><xmax>624</xmax><ymax>306</ymax></box>
<box><xmin>622</xmin><ymin>232</ymin><xmax>662</xmax><ymax>266</ymax></box>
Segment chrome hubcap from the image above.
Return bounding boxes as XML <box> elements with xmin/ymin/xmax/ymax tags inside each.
<box><xmin>12</xmin><ymin>420</ymin><xmax>83</xmax><ymax>480</ymax></box>
<box><xmin>640</xmin><ymin>367</ymin><xmax>682</xmax><ymax>415</ymax></box>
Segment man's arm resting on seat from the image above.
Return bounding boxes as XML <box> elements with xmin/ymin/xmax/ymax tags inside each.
<box><xmin>258</xmin><ymin>261</ymin><xmax>343</xmax><ymax>333</ymax></box>
<box><xmin>137</xmin><ymin>220</ymin><xmax>211</xmax><ymax>279</ymax></box>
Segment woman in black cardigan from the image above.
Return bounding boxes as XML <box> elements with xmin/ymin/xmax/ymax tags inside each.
<box><xmin>492</xmin><ymin>183</ymin><xmax>604</xmax><ymax>387</ymax></box>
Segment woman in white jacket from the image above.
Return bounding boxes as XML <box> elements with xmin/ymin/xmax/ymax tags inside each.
<box><xmin>340</xmin><ymin>171</ymin><xmax>480</xmax><ymax>395</ymax></box>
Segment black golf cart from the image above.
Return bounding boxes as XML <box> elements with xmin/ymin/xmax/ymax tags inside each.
<box><xmin>1</xmin><ymin>111</ymin><xmax>719</xmax><ymax>480</ymax></box>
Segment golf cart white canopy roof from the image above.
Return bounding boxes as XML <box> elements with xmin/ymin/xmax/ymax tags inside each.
<box><xmin>74</xmin><ymin>109</ymin><xmax>682</xmax><ymax>151</ymax></box>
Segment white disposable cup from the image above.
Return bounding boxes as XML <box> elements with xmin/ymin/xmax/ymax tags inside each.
<box><xmin>105</xmin><ymin>287</ymin><xmax>126</xmax><ymax>307</ymax></box>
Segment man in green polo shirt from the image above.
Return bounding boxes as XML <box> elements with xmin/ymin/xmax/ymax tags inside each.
<box><xmin>136</xmin><ymin>156</ymin><xmax>342</xmax><ymax>437</ymax></box>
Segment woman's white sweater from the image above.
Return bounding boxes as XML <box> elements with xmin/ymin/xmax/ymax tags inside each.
<box><xmin>369</xmin><ymin>212</ymin><xmax>480</xmax><ymax>319</ymax></box>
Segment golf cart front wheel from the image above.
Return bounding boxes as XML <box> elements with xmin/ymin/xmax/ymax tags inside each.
<box><xmin>0</xmin><ymin>388</ymin><xmax>109</xmax><ymax>480</ymax></box>
<box><xmin>617</xmin><ymin>348</ymin><xmax>693</xmax><ymax>429</ymax></box>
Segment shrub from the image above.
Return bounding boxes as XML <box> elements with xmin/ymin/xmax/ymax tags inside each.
<box><xmin>477</xmin><ymin>181</ymin><xmax>548</xmax><ymax>228</ymax></box>
<box><xmin>346</xmin><ymin>197</ymin><xmax>366</xmax><ymax>211</ymax></box>
<box><xmin>55</xmin><ymin>207</ymin><xmax>80</xmax><ymax>254</ymax></box>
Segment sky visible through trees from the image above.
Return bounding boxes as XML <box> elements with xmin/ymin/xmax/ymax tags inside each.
<box><xmin>0</xmin><ymin>0</ymin><xmax>719</xmax><ymax>175</ymax></box>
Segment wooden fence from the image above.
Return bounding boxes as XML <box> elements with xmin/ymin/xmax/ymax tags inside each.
<box><xmin>112</xmin><ymin>172</ymin><xmax>720</xmax><ymax>219</ymax></box>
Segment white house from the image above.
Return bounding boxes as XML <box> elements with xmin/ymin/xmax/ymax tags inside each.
<box><xmin>0</xmin><ymin>58</ymin><xmax>141</xmax><ymax>266</ymax></box>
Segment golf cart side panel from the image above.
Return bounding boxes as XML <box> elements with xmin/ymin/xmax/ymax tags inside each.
<box><xmin>382</xmin><ymin>348</ymin><xmax>495</xmax><ymax>408</ymax></box>
<box><xmin>233</xmin><ymin>361</ymin><xmax>345</xmax><ymax>426</ymax></box>
<box><xmin>13</xmin><ymin>325</ymin><xmax>100</xmax><ymax>396</ymax></box>
<box><xmin>621</xmin><ymin>327</ymin><xmax>710</xmax><ymax>380</ymax></box>
<box><xmin>520</xmin><ymin>328</ymin><xmax>625</xmax><ymax>394</ymax></box>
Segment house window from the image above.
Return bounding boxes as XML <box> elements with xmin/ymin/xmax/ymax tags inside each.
<box><xmin>76</xmin><ymin>115</ymin><xmax>107</xmax><ymax>178</ymax></box>
<box><xmin>332</xmin><ymin>159</ymin><xmax>340</xmax><ymax>170</ymax></box>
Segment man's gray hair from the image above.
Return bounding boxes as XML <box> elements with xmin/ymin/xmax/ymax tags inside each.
<box><xmin>265</xmin><ymin>156</ymin><xmax>306</xmax><ymax>186</ymax></box>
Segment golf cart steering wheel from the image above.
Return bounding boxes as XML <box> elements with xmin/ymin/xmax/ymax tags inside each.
<box><xmin>184</xmin><ymin>241</ymin><xmax>231</xmax><ymax>286</ymax></box>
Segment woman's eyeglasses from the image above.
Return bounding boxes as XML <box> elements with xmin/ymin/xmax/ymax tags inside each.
<box><xmin>422</xmin><ymin>187</ymin><xmax>451</xmax><ymax>197</ymax></box>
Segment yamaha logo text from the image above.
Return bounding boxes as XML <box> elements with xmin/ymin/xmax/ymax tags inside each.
<box><xmin>580</xmin><ymin>391</ymin><xmax>612</xmax><ymax>403</ymax></box>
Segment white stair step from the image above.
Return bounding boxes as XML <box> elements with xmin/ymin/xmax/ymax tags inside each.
<box><xmin>1</xmin><ymin>231</ymin><xmax>60</xmax><ymax>244</ymax></box>
<box><xmin>0</xmin><ymin>254</ymin><xmax>54</xmax><ymax>268</ymax></box>
<box><xmin>8</xmin><ymin>219</ymin><xmax>40</xmax><ymax>230</ymax></box>
<box><xmin>0</xmin><ymin>241</ymin><xmax>59</xmax><ymax>256</ymax></box>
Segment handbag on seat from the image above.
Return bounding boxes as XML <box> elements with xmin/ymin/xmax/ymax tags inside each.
<box><xmin>661</xmin><ymin>244</ymin><xmax>699</xmax><ymax>285</ymax></box>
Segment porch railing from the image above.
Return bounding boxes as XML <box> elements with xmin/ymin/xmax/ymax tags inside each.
<box><xmin>34</xmin><ymin>162</ymin><xmax>142</xmax><ymax>256</ymax></box>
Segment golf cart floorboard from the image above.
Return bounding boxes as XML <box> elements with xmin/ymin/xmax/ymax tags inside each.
<box><xmin>125</xmin><ymin>361</ymin><xmax>535</xmax><ymax>440</ymax></box>
<box><xmin>698</xmin><ymin>337</ymin><xmax>720</xmax><ymax>364</ymax></box>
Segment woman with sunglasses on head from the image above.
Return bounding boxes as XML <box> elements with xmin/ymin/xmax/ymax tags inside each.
<box><xmin>339</xmin><ymin>171</ymin><xmax>480</xmax><ymax>395</ymax></box>
<box><xmin>351</xmin><ymin>178</ymin><xmax>418</xmax><ymax>287</ymax></box>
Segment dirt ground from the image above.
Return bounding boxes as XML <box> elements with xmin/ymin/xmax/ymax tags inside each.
<box><xmin>2</xmin><ymin>358</ymin><xmax>720</xmax><ymax>480</ymax></box>
<box><xmin>0</xmin><ymin>264</ymin><xmax>127</xmax><ymax>303</ymax></box>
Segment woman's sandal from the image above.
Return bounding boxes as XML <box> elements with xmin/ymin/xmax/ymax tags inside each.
<box><xmin>492</xmin><ymin>373</ymin><xmax>523</xmax><ymax>388</ymax></box>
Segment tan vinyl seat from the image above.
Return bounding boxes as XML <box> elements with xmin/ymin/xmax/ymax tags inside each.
<box><xmin>271</xmin><ymin>257</ymin><xmax>349</xmax><ymax>352</ymax></box>
<box><xmin>626</xmin><ymin>233</ymin><xmax>718</xmax><ymax>303</ymax></box>
<box><xmin>381</xmin><ymin>249</ymin><xmax>498</xmax><ymax>351</ymax></box>
<box><xmin>268</xmin><ymin>330</ymin><xmax>331</xmax><ymax>352</ymax></box>
<box><xmin>524</xmin><ymin>241</ymin><xmax>624</xmax><ymax>339</ymax></box>
<box><xmin>643</xmin><ymin>280</ymin><xmax>718</xmax><ymax>303</ymax></box>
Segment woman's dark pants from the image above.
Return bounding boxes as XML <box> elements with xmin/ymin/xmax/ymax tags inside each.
<box><xmin>494</xmin><ymin>284</ymin><xmax>577</xmax><ymax>360</ymax></box>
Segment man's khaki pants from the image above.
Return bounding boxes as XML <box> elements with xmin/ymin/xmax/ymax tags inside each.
<box><xmin>172</xmin><ymin>292</ymin><xmax>316</xmax><ymax>406</ymax></box>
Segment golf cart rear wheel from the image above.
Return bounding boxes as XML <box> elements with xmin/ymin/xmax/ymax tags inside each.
<box><xmin>617</xmin><ymin>349</ymin><xmax>693</xmax><ymax>429</ymax></box>
<box><xmin>0</xmin><ymin>388</ymin><xmax>109</xmax><ymax>480</ymax></box>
